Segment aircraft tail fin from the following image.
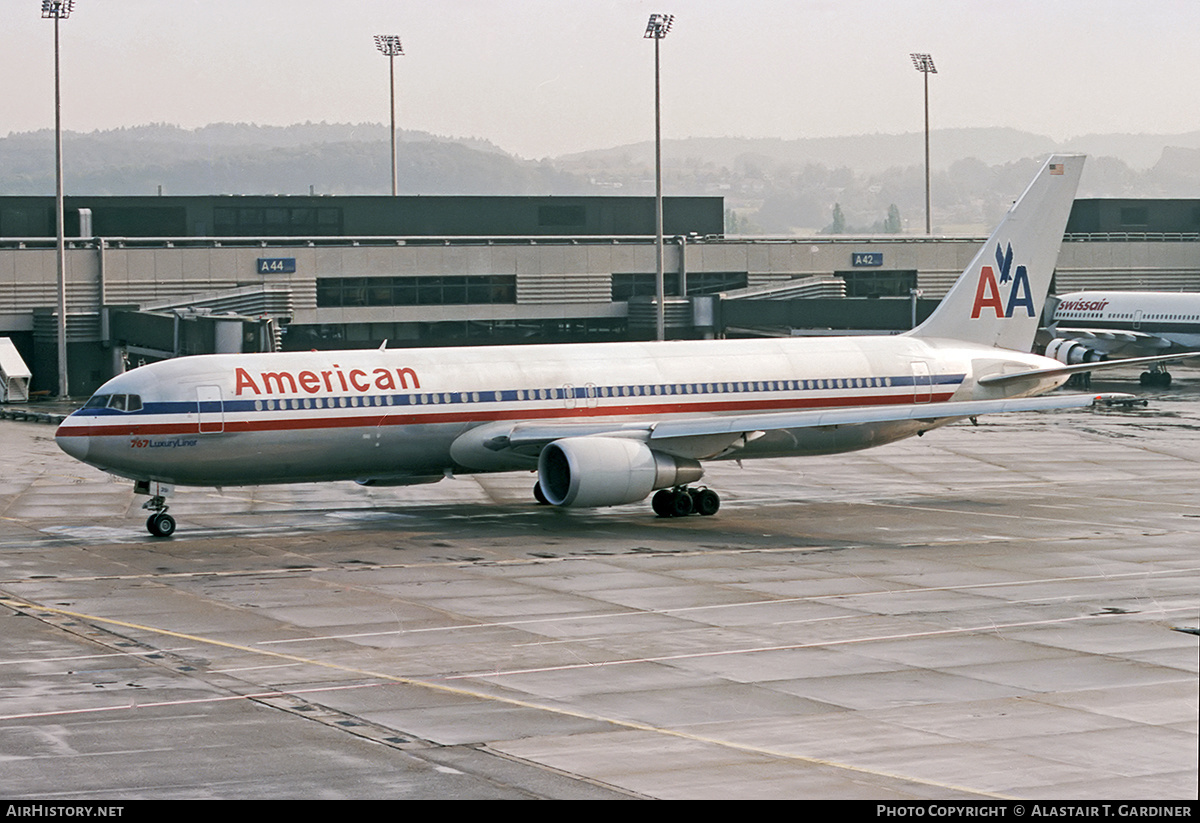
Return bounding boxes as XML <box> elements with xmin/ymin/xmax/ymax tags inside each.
<box><xmin>908</xmin><ymin>154</ymin><xmax>1084</xmax><ymax>351</ymax></box>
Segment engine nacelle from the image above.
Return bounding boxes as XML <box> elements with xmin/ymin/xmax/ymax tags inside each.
<box><xmin>538</xmin><ymin>437</ymin><xmax>703</xmax><ymax>508</ymax></box>
<box><xmin>1045</xmin><ymin>338</ymin><xmax>1106</xmax><ymax>365</ymax></box>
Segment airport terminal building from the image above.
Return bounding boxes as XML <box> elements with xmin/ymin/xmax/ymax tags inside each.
<box><xmin>2</xmin><ymin>193</ymin><xmax>1199</xmax><ymax>396</ymax></box>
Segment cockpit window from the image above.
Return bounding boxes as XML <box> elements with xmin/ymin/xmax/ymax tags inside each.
<box><xmin>83</xmin><ymin>393</ymin><xmax>142</xmax><ymax>412</ymax></box>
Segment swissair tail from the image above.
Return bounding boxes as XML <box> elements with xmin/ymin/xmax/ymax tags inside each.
<box><xmin>909</xmin><ymin>154</ymin><xmax>1084</xmax><ymax>352</ymax></box>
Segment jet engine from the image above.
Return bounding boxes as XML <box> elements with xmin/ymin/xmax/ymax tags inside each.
<box><xmin>537</xmin><ymin>436</ymin><xmax>703</xmax><ymax>508</ymax></box>
<box><xmin>1045</xmin><ymin>338</ymin><xmax>1106</xmax><ymax>365</ymax></box>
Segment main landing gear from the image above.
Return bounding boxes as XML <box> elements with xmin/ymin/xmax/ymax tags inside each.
<box><xmin>531</xmin><ymin>482</ymin><xmax>721</xmax><ymax>517</ymax></box>
<box><xmin>1139</xmin><ymin>367</ymin><xmax>1172</xmax><ymax>388</ymax></box>
<box><xmin>652</xmin><ymin>486</ymin><xmax>721</xmax><ymax>518</ymax></box>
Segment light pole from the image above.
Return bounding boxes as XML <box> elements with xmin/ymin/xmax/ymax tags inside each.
<box><xmin>374</xmin><ymin>34</ymin><xmax>404</xmax><ymax>196</ymax></box>
<box><xmin>645</xmin><ymin>13</ymin><xmax>673</xmax><ymax>342</ymax></box>
<box><xmin>910</xmin><ymin>53</ymin><xmax>936</xmax><ymax>235</ymax></box>
<box><xmin>909</xmin><ymin>288</ymin><xmax>924</xmax><ymax>329</ymax></box>
<box><xmin>43</xmin><ymin>0</ymin><xmax>74</xmax><ymax>398</ymax></box>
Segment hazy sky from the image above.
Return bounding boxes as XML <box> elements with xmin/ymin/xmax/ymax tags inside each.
<box><xmin>4</xmin><ymin>0</ymin><xmax>1198</xmax><ymax>159</ymax></box>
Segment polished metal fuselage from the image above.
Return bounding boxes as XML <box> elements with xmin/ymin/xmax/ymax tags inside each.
<box><xmin>55</xmin><ymin>336</ymin><xmax>1064</xmax><ymax>488</ymax></box>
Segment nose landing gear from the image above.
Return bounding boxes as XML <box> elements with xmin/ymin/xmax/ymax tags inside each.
<box><xmin>135</xmin><ymin>480</ymin><xmax>177</xmax><ymax>537</ymax></box>
<box><xmin>145</xmin><ymin>507</ymin><xmax>176</xmax><ymax>538</ymax></box>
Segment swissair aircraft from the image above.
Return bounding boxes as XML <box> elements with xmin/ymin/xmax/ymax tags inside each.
<box><xmin>55</xmin><ymin>154</ymin><xmax>1167</xmax><ymax>537</ymax></box>
<box><xmin>1046</xmin><ymin>290</ymin><xmax>1200</xmax><ymax>386</ymax></box>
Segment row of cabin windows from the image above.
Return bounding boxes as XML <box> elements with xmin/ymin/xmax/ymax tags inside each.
<box><xmin>1061</xmin><ymin>311</ymin><xmax>1200</xmax><ymax>321</ymax></box>
<box><xmin>85</xmin><ymin>375</ymin><xmax>912</xmax><ymax>416</ymax></box>
<box><xmin>250</xmin><ymin>376</ymin><xmax>903</xmax><ymax>412</ymax></box>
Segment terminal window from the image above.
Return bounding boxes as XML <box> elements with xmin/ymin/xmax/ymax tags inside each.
<box><xmin>612</xmin><ymin>271</ymin><xmax>748</xmax><ymax>301</ymax></box>
<box><xmin>1119</xmin><ymin>207</ymin><xmax>1149</xmax><ymax>227</ymax></box>
<box><xmin>215</xmin><ymin>206</ymin><xmax>342</xmax><ymax>236</ymax></box>
<box><xmin>317</xmin><ymin>276</ymin><xmax>517</xmax><ymax>307</ymax></box>
<box><xmin>838</xmin><ymin>270</ymin><xmax>918</xmax><ymax>297</ymax></box>
<box><xmin>537</xmin><ymin>205</ymin><xmax>586</xmax><ymax>228</ymax></box>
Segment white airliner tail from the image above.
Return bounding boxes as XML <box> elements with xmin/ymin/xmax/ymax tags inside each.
<box><xmin>909</xmin><ymin>154</ymin><xmax>1084</xmax><ymax>351</ymax></box>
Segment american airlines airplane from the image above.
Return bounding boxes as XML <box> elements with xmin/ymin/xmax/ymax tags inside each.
<box><xmin>55</xmin><ymin>154</ymin><xmax>1166</xmax><ymax>537</ymax></box>
<box><xmin>1046</xmin><ymin>290</ymin><xmax>1200</xmax><ymax>386</ymax></box>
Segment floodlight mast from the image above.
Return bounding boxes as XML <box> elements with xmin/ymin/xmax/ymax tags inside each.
<box><xmin>42</xmin><ymin>0</ymin><xmax>75</xmax><ymax>398</ymax></box>
<box><xmin>910</xmin><ymin>52</ymin><xmax>937</xmax><ymax>234</ymax></box>
<box><xmin>374</xmin><ymin>35</ymin><xmax>404</xmax><ymax>197</ymax></box>
<box><xmin>645</xmin><ymin>14</ymin><xmax>673</xmax><ymax>342</ymax></box>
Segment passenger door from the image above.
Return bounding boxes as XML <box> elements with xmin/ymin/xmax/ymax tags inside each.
<box><xmin>197</xmin><ymin>386</ymin><xmax>224</xmax><ymax>434</ymax></box>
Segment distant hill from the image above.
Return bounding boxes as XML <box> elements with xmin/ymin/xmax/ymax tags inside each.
<box><xmin>555</xmin><ymin>128</ymin><xmax>1063</xmax><ymax>175</ymax></box>
<box><xmin>549</xmin><ymin>129</ymin><xmax>1200</xmax><ymax>232</ymax></box>
<box><xmin>2</xmin><ymin>123</ymin><xmax>1197</xmax><ymax>233</ymax></box>
<box><xmin>555</xmin><ymin>128</ymin><xmax>1200</xmax><ymax>175</ymax></box>
<box><xmin>1061</xmin><ymin>131</ymin><xmax>1200</xmax><ymax>169</ymax></box>
<box><xmin>0</xmin><ymin>122</ymin><xmax>587</xmax><ymax>196</ymax></box>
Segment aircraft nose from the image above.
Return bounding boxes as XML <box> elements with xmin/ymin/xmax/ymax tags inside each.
<box><xmin>55</xmin><ymin>420</ymin><xmax>91</xmax><ymax>462</ymax></box>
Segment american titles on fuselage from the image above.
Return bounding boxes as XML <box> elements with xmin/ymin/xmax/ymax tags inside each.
<box><xmin>234</xmin><ymin>365</ymin><xmax>421</xmax><ymax>396</ymax></box>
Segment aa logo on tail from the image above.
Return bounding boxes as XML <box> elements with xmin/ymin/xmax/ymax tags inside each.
<box><xmin>971</xmin><ymin>243</ymin><xmax>1035</xmax><ymax>319</ymax></box>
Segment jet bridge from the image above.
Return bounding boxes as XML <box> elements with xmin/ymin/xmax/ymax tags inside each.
<box><xmin>107</xmin><ymin>307</ymin><xmax>281</xmax><ymax>365</ymax></box>
<box><xmin>104</xmin><ymin>283</ymin><xmax>290</xmax><ymax>367</ymax></box>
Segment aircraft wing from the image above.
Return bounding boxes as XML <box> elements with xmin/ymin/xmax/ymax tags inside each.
<box><xmin>491</xmin><ymin>393</ymin><xmax>1122</xmax><ymax>457</ymax></box>
<box><xmin>647</xmin><ymin>393</ymin><xmax>1119</xmax><ymax>438</ymax></box>
<box><xmin>978</xmin><ymin>352</ymin><xmax>1200</xmax><ymax>386</ymax></box>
